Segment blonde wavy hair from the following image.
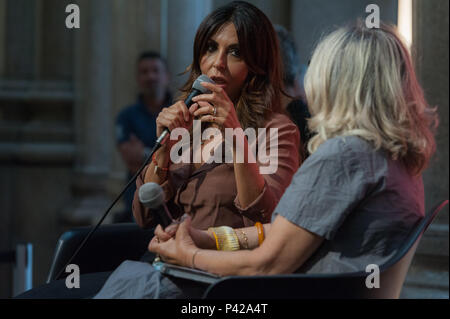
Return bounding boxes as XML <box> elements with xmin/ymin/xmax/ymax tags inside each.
<box><xmin>305</xmin><ymin>20</ymin><xmax>438</xmax><ymax>175</ymax></box>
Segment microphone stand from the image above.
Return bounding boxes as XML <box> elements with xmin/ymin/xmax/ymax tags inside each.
<box><xmin>54</xmin><ymin>134</ymin><xmax>169</xmax><ymax>281</ymax></box>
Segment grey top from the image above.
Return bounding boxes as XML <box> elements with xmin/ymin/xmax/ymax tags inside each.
<box><xmin>272</xmin><ymin>135</ymin><xmax>424</xmax><ymax>274</ymax></box>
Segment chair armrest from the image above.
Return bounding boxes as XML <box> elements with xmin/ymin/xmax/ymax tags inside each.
<box><xmin>47</xmin><ymin>223</ymin><xmax>154</xmax><ymax>283</ymax></box>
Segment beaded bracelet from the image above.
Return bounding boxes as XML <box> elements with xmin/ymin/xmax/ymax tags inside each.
<box><xmin>238</xmin><ymin>229</ymin><xmax>249</xmax><ymax>249</ymax></box>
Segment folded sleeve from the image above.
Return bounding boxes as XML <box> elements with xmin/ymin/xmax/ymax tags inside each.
<box><xmin>234</xmin><ymin>117</ymin><xmax>301</xmax><ymax>224</ymax></box>
<box><xmin>272</xmin><ymin>137</ymin><xmax>380</xmax><ymax>240</ymax></box>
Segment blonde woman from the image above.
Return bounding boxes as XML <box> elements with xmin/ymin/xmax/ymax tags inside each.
<box><xmin>147</xmin><ymin>20</ymin><xmax>437</xmax><ymax>291</ymax></box>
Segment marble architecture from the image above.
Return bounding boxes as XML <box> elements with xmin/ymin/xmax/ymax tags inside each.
<box><xmin>0</xmin><ymin>0</ymin><xmax>447</xmax><ymax>298</ymax></box>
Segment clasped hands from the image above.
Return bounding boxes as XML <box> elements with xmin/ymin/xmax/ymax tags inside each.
<box><xmin>148</xmin><ymin>215</ymin><xmax>215</xmax><ymax>267</ymax></box>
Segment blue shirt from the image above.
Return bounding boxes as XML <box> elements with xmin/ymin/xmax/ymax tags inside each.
<box><xmin>116</xmin><ymin>93</ymin><xmax>172</xmax><ymax>148</ymax></box>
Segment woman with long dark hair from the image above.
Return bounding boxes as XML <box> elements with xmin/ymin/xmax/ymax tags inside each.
<box><xmin>93</xmin><ymin>1</ymin><xmax>301</xmax><ymax>299</ymax></box>
<box><xmin>133</xmin><ymin>1</ymin><xmax>301</xmax><ymax>231</ymax></box>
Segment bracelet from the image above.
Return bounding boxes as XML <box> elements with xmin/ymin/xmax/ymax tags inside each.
<box><xmin>152</xmin><ymin>153</ymin><xmax>169</xmax><ymax>173</ymax></box>
<box><xmin>192</xmin><ymin>249</ymin><xmax>201</xmax><ymax>269</ymax></box>
<box><xmin>208</xmin><ymin>226</ymin><xmax>240</xmax><ymax>251</ymax></box>
<box><xmin>238</xmin><ymin>229</ymin><xmax>249</xmax><ymax>249</ymax></box>
<box><xmin>255</xmin><ymin>222</ymin><xmax>265</xmax><ymax>246</ymax></box>
<box><xmin>210</xmin><ymin>230</ymin><xmax>220</xmax><ymax>250</ymax></box>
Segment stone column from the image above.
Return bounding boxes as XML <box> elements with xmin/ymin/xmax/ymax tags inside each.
<box><xmin>40</xmin><ymin>0</ymin><xmax>74</xmax><ymax>81</ymax></box>
<box><xmin>62</xmin><ymin>0</ymin><xmax>114</xmax><ymax>224</ymax></box>
<box><xmin>67</xmin><ymin>0</ymin><xmax>167</xmax><ymax>222</ymax></box>
<box><xmin>401</xmin><ymin>0</ymin><xmax>449</xmax><ymax>299</ymax></box>
<box><xmin>167</xmin><ymin>0</ymin><xmax>213</xmax><ymax>93</ymax></box>
<box><xmin>413</xmin><ymin>0</ymin><xmax>449</xmax><ymax>217</ymax></box>
<box><xmin>107</xmin><ymin>0</ymin><xmax>143</xmax><ymax>197</ymax></box>
<box><xmin>107</xmin><ymin>0</ymin><xmax>163</xmax><ymax>197</ymax></box>
<box><xmin>0</xmin><ymin>0</ymin><xmax>6</xmax><ymax>77</ymax></box>
<box><xmin>411</xmin><ymin>0</ymin><xmax>449</xmax><ymax>249</ymax></box>
<box><xmin>136</xmin><ymin>0</ymin><xmax>163</xmax><ymax>54</ymax></box>
<box><xmin>4</xmin><ymin>0</ymin><xmax>36</xmax><ymax>79</ymax></box>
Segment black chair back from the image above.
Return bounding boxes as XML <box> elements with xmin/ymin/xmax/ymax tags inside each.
<box><xmin>47</xmin><ymin>223</ymin><xmax>153</xmax><ymax>283</ymax></box>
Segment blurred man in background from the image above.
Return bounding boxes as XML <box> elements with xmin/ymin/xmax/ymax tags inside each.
<box><xmin>115</xmin><ymin>52</ymin><xmax>172</xmax><ymax>222</ymax></box>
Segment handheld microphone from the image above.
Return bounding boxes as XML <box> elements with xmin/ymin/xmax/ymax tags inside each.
<box><xmin>139</xmin><ymin>182</ymin><xmax>174</xmax><ymax>229</ymax></box>
<box><xmin>156</xmin><ymin>74</ymin><xmax>215</xmax><ymax>145</ymax></box>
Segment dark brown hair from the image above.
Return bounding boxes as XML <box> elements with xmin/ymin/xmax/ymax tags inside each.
<box><xmin>178</xmin><ymin>1</ymin><xmax>284</xmax><ymax>130</ymax></box>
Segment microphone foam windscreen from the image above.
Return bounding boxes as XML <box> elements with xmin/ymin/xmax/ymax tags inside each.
<box><xmin>192</xmin><ymin>75</ymin><xmax>215</xmax><ymax>93</ymax></box>
<box><xmin>138</xmin><ymin>182</ymin><xmax>165</xmax><ymax>209</ymax></box>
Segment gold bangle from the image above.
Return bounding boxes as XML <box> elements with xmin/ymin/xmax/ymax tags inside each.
<box><xmin>255</xmin><ymin>222</ymin><xmax>265</xmax><ymax>246</ymax></box>
<box><xmin>208</xmin><ymin>226</ymin><xmax>240</xmax><ymax>251</ymax></box>
<box><xmin>209</xmin><ymin>229</ymin><xmax>220</xmax><ymax>250</ymax></box>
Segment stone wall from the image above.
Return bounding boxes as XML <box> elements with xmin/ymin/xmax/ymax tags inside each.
<box><xmin>0</xmin><ymin>0</ymin><xmax>75</xmax><ymax>297</ymax></box>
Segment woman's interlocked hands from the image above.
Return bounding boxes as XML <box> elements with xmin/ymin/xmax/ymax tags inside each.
<box><xmin>148</xmin><ymin>215</ymin><xmax>216</xmax><ymax>266</ymax></box>
<box><xmin>148</xmin><ymin>217</ymin><xmax>197</xmax><ymax>267</ymax></box>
